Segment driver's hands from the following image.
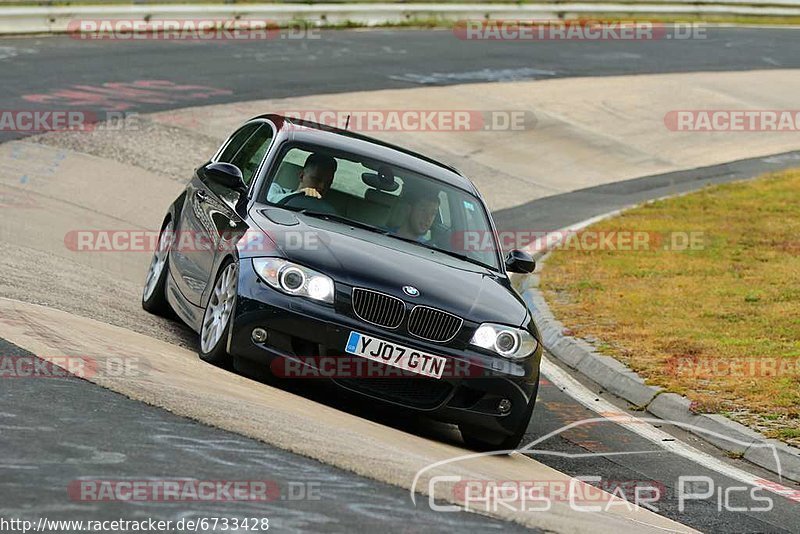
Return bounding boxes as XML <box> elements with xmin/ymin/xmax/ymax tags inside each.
<box><xmin>298</xmin><ymin>187</ymin><xmax>322</xmax><ymax>199</ymax></box>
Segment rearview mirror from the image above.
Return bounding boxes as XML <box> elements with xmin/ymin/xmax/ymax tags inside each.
<box><xmin>361</xmin><ymin>164</ymin><xmax>399</xmax><ymax>192</ymax></box>
<box><xmin>201</xmin><ymin>162</ymin><xmax>247</xmax><ymax>193</ymax></box>
<box><xmin>505</xmin><ymin>249</ymin><xmax>536</xmax><ymax>274</ymax></box>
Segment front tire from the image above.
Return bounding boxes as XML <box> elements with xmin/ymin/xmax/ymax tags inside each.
<box><xmin>233</xmin><ymin>355</ymin><xmax>275</xmax><ymax>383</ymax></box>
<box><xmin>199</xmin><ymin>260</ymin><xmax>238</xmax><ymax>366</ymax></box>
<box><xmin>142</xmin><ymin>219</ymin><xmax>174</xmax><ymax>316</ymax></box>
<box><xmin>459</xmin><ymin>397</ymin><xmax>536</xmax><ymax>453</ymax></box>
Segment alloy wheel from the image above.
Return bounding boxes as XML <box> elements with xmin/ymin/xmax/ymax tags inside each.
<box><xmin>200</xmin><ymin>262</ymin><xmax>238</xmax><ymax>353</ymax></box>
<box><xmin>143</xmin><ymin>220</ymin><xmax>173</xmax><ymax>301</ymax></box>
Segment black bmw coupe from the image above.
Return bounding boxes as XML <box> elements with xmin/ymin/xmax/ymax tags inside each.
<box><xmin>142</xmin><ymin>115</ymin><xmax>542</xmax><ymax>450</ymax></box>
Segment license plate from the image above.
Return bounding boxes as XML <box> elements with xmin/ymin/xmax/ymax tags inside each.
<box><xmin>345</xmin><ymin>331</ymin><xmax>446</xmax><ymax>379</ymax></box>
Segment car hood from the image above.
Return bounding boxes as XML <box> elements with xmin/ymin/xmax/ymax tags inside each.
<box><xmin>249</xmin><ymin>208</ymin><xmax>527</xmax><ymax>326</ymax></box>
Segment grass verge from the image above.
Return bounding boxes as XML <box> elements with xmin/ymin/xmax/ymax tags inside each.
<box><xmin>540</xmin><ymin>168</ymin><xmax>800</xmax><ymax>447</ymax></box>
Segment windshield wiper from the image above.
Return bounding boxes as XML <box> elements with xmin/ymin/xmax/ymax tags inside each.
<box><xmin>386</xmin><ymin>233</ymin><xmax>497</xmax><ymax>271</ymax></box>
<box><xmin>299</xmin><ymin>210</ymin><xmax>390</xmax><ymax>236</ymax></box>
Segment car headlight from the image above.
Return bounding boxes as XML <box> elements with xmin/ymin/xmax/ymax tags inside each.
<box><xmin>470</xmin><ymin>322</ymin><xmax>538</xmax><ymax>360</ymax></box>
<box><xmin>252</xmin><ymin>258</ymin><xmax>335</xmax><ymax>304</ymax></box>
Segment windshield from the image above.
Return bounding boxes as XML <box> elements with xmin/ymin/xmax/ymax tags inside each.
<box><xmin>260</xmin><ymin>143</ymin><xmax>501</xmax><ymax>270</ymax></box>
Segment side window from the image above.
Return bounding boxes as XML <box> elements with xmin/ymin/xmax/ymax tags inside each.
<box><xmin>229</xmin><ymin>124</ymin><xmax>274</xmax><ymax>186</ymax></box>
<box><xmin>218</xmin><ymin>123</ymin><xmax>259</xmax><ymax>163</ymax></box>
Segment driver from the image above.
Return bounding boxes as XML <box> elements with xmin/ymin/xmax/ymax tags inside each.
<box><xmin>269</xmin><ymin>153</ymin><xmax>337</xmax><ymax>203</ymax></box>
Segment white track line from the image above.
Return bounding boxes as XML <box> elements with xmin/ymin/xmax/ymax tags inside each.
<box><xmin>541</xmin><ymin>356</ymin><xmax>800</xmax><ymax>503</ymax></box>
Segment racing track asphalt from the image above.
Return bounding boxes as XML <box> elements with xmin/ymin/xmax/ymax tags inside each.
<box><xmin>1</xmin><ymin>27</ymin><xmax>800</xmax><ymax>533</ymax></box>
<box><xmin>2</xmin><ymin>26</ymin><xmax>800</xmax><ymax>143</ymax></box>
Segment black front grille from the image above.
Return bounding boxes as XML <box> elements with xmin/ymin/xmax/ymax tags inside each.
<box><xmin>407</xmin><ymin>306</ymin><xmax>463</xmax><ymax>342</ymax></box>
<box><xmin>352</xmin><ymin>288</ymin><xmax>405</xmax><ymax>329</ymax></box>
<box><xmin>336</xmin><ymin>377</ymin><xmax>453</xmax><ymax>409</ymax></box>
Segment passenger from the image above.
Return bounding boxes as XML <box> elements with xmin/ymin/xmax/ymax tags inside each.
<box><xmin>392</xmin><ymin>187</ymin><xmax>440</xmax><ymax>243</ymax></box>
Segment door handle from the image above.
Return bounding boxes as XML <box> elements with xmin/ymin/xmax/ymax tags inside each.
<box><xmin>195</xmin><ymin>189</ymin><xmax>208</xmax><ymax>203</ymax></box>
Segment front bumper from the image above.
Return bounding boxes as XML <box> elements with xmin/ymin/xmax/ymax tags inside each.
<box><xmin>230</xmin><ymin>261</ymin><xmax>542</xmax><ymax>438</ymax></box>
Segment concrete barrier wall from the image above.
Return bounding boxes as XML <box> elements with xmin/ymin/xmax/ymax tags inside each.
<box><xmin>1</xmin><ymin>3</ymin><xmax>799</xmax><ymax>35</ymax></box>
<box><xmin>2</xmin><ymin>0</ymin><xmax>800</xmax><ymax>5</ymax></box>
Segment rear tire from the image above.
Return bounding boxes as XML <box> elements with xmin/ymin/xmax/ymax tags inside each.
<box><xmin>142</xmin><ymin>219</ymin><xmax>174</xmax><ymax>316</ymax></box>
<box><xmin>199</xmin><ymin>260</ymin><xmax>238</xmax><ymax>367</ymax></box>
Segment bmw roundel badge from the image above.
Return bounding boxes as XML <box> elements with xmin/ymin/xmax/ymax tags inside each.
<box><xmin>403</xmin><ymin>285</ymin><xmax>420</xmax><ymax>297</ymax></box>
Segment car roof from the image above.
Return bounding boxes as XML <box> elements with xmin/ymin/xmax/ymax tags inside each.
<box><xmin>253</xmin><ymin>114</ymin><xmax>479</xmax><ymax>195</ymax></box>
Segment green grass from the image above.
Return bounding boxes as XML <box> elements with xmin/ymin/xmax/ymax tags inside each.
<box><xmin>540</xmin><ymin>169</ymin><xmax>800</xmax><ymax>447</ymax></box>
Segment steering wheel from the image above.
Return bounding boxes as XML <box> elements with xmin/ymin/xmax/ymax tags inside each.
<box><xmin>276</xmin><ymin>191</ymin><xmax>308</xmax><ymax>206</ymax></box>
<box><xmin>276</xmin><ymin>191</ymin><xmax>337</xmax><ymax>214</ymax></box>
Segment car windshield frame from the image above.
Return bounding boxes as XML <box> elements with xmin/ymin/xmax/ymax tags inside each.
<box><xmin>256</xmin><ymin>141</ymin><xmax>503</xmax><ymax>272</ymax></box>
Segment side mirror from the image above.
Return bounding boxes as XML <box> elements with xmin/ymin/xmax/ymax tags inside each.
<box><xmin>201</xmin><ymin>162</ymin><xmax>247</xmax><ymax>193</ymax></box>
<box><xmin>505</xmin><ymin>249</ymin><xmax>536</xmax><ymax>273</ymax></box>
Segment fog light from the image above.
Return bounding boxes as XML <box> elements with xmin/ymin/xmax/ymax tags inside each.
<box><xmin>498</xmin><ymin>398</ymin><xmax>512</xmax><ymax>414</ymax></box>
<box><xmin>251</xmin><ymin>328</ymin><xmax>268</xmax><ymax>343</ymax></box>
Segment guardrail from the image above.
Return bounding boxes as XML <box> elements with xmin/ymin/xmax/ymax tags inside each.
<box><xmin>1</xmin><ymin>2</ymin><xmax>799</xmax><ymax>34</ymax></box>
<box><xmin>2</xmin><ymin>0</ymin><xmax>800</xmax><ymax>4</ymax></box>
